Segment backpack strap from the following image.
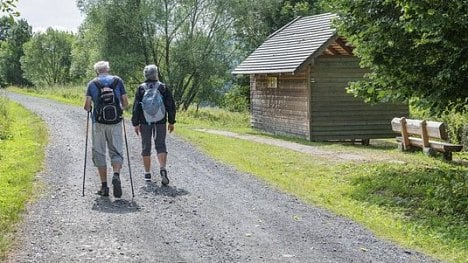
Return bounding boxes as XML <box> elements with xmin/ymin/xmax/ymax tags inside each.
<box><xmin>94</xmin><ymin>77</ymin><xmax>118</xmax><ymax>90</ymax></box>
<box><xmin>141</xmin><ymin>81</ymin><xmax>163</xmax><ymax>92</ymax></box>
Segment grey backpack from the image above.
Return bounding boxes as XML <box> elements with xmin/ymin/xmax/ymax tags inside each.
<box><xmin>140</xmin><ymin>82</ymin><xmax>166</xmax><ymax>124</ymax></box>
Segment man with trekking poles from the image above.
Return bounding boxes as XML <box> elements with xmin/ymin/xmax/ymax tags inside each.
<box><xmin>83</xmin><ymin>61</ymin><xmax>129</xmax><ymax>197</ymax></box>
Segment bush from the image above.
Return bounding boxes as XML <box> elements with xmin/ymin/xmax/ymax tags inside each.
<box><xmin>221</xmin><ymin>84</ymin><xmax>249</xmax><ymax>112</ymax></box>
<box><xmin>439</xmin><ymin>105</ymin><xmax>468</xmax><ymax>148</ymax></box>
<box><xmin>411</xmin><ymin>103</ymin><xmax>467</xmax><ymax>149</ymax></box>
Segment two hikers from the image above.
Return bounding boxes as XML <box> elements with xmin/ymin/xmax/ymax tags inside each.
<box><xmin>84</xmin><ymin>61</ymin><xmax>176</xmax><ymax>197</ymax></box>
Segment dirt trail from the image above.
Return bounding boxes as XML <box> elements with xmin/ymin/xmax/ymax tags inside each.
<box><xmin>5</xmin><ymin>92</ymin><xmax>437</xmax><ymax>263</ymax></box>
<box><xmin>195</xmin><ymin>129</ymin><xmax>398</xmax><ymax>163</ymax></box>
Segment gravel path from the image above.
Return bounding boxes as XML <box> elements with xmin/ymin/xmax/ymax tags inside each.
<box><xmin>5</xmin><ymin>92</ymin><xmax>438</xmax><ymax>263</ymax></box>
<box><xmin>195</xmin><ymin>129</ymin><xmax>397</xmax><ymax>163</ymax></box>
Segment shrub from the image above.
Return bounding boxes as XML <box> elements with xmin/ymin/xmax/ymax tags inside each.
<box><xmin>411</xmin><ymin>103</ymin><xmax>467</xmax><ymax>149</ymax></box>
<box><xmin>221</xmin><ymin>84</ymin><xmax>249</xmax><ymax>112</ymax></box>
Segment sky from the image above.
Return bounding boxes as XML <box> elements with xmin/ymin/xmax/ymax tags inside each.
<box><xmin>15</xmin><ymin>0</ymin><xmax>84</xmax><ymax>33</ymax></box>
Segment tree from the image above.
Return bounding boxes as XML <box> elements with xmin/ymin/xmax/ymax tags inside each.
<box><xmin>78</xmin><ymin>0</ymin><xmax>237</xmax><ymax>109</ymax></box>
<box><xmin>21</xmin><ymin>28</ymin><xmax>75</xmax><ymax>86</ymax></box>
<box><xmin>0</xmin><ymin>17</ymin><xmax>31</xmax><ymax>86</ymax></box>
<box><xmin>325</xmin><ymin>0</ymin><xmax>468</xmax><ymax>114</ymax></box>
<box><xmin>231</xmin><ymin>0</ymin><xmax>323</xmax><ymax>55</ymax></box>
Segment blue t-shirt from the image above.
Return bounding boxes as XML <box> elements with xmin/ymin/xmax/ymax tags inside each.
<box><xmin>86</xmin><ymin>74</ymin><xmax>126</xmax><ymax>122</ymax></box>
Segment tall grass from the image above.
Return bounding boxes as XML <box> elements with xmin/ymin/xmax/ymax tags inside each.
<box><xmin>0</xmin><ymin>98</ymin><xmax>47</xmax><ymax>260</ymax></box>
<box><xmin>177</xmin><ymin>106</ymin><xmax>251</xmax><ymax>132</ymax></box>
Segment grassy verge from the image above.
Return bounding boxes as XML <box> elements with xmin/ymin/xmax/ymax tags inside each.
<box><xmin>8</xmin><ymin>85</ymin><xmax>85</xmax><ymax>106</ymax></box>
<box><xmin>8</xmin><ymin>86</ymin><xmax>468</xmax><ymax>262</ymax></box>
<box><xmin>0</xmin><ymin>96</ymin><xmax>47</xmax><ymax>260</ymax></box>
<box><xmin>176</xmin><ymin>107</ymin><xmax>467</xmax><ymax>263</ymax></box>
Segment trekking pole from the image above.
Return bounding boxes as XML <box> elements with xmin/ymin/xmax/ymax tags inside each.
<box><xmin>122</xmin><ymin>118</ymin><xmax>135</xmax><ymax>198</ymax></box>
<box><xmin>83</xmin><ymin>111</ymin><xmax>90</xmax><ymax>196</ymax></box>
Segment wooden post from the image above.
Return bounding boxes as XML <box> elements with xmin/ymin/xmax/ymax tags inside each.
<box><xmin>421</xmin><ymin>120</ymin><xmax>435</xmax><ymax>157</ymax></box>
<box><xmin>421</xmin><ymin>120</ymin><xmax>430</xmax><ymax>148</ymax></box>
<box><xmin>399</xmin><ymin>117</ymin><xmax>410</xmax><ymax>150</ymax></box>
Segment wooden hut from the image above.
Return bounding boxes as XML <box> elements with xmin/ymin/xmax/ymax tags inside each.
<box><xmin>232</xmin><ymin>13</ymin><xmax>408</xmax><ymax>142</ymax></box>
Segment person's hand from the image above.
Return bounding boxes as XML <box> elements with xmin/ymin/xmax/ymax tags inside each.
<box><xmin>84</xmin><ymin>105</ymin><xmax>92</xmax><ymax>112</ymax></box>
<box><xmin>168</xmin><ymin>123</ymin><xmax>174</xmax><ymax>133</ymax></box>
<box><xmin>134</xmin><ymin>125</ymin><xmax>140</xmax><ymax>136</ymax></box>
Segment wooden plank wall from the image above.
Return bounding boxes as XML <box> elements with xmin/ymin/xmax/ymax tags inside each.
<box><xmin>250</xmin><ymin>70</ymin><xmax>310</xmax><ymax>139</ymax></box>
<box><xmin>310</xmin><ymin>56</ymin><xmax>408</xmax><ymax>140</ymax></box>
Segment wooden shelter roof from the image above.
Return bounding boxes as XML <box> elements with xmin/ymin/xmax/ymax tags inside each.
<box><xmin>232</xmin><ymin>13</ymin><xmax>353</xmax><ymax>75</ymax></box>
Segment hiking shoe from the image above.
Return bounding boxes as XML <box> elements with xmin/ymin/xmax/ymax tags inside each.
<box><xmin>160</xmin><ymin>169</ymin><xmax>169</xmax><ymax>186</ymax></box>
<box><xmin>112</xmin><ymin>174</ymin><xmax>122</xmax><ymax>198</ymax></box>
<box><xmin>97</xmin><ymin>186</ymin><xmax>109</xmax><ymax>196</ymax></box>
<box><xmin>144</xmin><ymin>173</ymin><xmax>151</xmax><ymax>181</ymax></box>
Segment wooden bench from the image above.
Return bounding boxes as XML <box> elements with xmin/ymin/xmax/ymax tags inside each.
<box><xmin>391</xmin><ymin>117</ymin><xmax>463</xmax><ymax>161</ymax></box>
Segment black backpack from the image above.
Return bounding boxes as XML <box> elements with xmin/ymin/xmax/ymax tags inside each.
<box><xmin>94</xmin><ymin>77</ymin><xmax>122</xmax><ymax>124</ymax></box>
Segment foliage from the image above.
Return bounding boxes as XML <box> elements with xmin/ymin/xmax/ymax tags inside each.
<box><xmin>325</xmin><ymin>0</ymin><xmax>468</xmax><ymax>114</ymax></box>
<box><xmin>410</xmin><ymin>103</ymin><xmax>468</xmax><ymax>146</ymax></box>
<box><xmin>221</xmin><ymin>84</ymin><xmax>250</xmax><ymax>112</ymax></box>
<box><xmin>0</xmin><ymin>0</ymin><xmax>19</xmax><ymax>19</ymax></box>
<box><xmin>77</xmin><ymin>0</ymin><xmax>236</xmax><ymax>109</ymax></box>
<box><xmin>21</xmin><ymin>28</ymin><xmax>75</xmax><ymax>86</ymax></box>
<box><xmin>0</xmin><ymin>99</ymin><xmax>47</xmax><ymax>260</ymax></box>
<box><xmin>177</xmin><ymin>106</ymin><xmax>251</xmax><ymax>132</ymax></box>
<box><xmin>0</xmin><ymin>17</ymin><xmax>31</xmax><ymax>86</ymax></box>
<box><xmin>231</xmin><ymin>0</ymin><xmax>323</xmax><ymax>55</ymax></box>
<box><xmin>438</xmin><ymin>106</ymin><xmax>468</xmax><ymax>146</ymax></box>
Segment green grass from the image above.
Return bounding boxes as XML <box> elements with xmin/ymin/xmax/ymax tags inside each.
<box><xmin>8</xmin><ymin>85</ymin><xmax>468</xmax><ymax>262</ymax></box>
<box><xmin>177</xmin><ymin>127</ymin><xmax>467</xmax><ymax>262</ymax></box>
<box><xmin>8</xmin><ymin>85</ymin><xmax>85</xmax><ymax>106</ymax></box>
<box><xmin>0</xmin><ymin>97</ymin><xmax>47</xmax><ymax>260</ymax></box>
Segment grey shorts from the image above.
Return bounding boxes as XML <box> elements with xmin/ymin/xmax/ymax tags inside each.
<box><xmin>140</xmin><ymin>123</ymin><xmax>167</xmax><ymax>156</ymax></box>
<box><xmin>92</xmin><ymin>122</ymin><xmax>124</xmax><ymax>167</ymax></box>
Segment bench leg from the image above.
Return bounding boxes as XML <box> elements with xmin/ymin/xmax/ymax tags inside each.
<box><xmin>443</xmin><ymin>151</ymin><xmax>453</xmax><ymax>161</ymax></box>
<box><xmin>397</xmin><ymin>142</ymin><xmax>407</xmax><ymax>152</ymax></box>
<box><xmin>423</xmin><ymin>147</ymin><xmax>436</xmax><ymax>157</ymax></box>
<box><xmin>361</xmin><ymin>139</ymin><xmax>370</xmax><ymax>146</ymax></box>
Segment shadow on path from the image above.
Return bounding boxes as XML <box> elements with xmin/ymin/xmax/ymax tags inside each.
<box><xmin>141</xmin><ymin>181</ymin><xmax>189</xmax><ymax>197</ymax></box>
<box><xmin>92</xmin><ymin>197</ymin><xmax>141</xmax><ymax>214</ymax></box>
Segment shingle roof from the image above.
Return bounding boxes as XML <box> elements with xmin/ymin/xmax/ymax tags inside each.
<box><xmin>232</xmin><ymin>13</ymin><xmax>337</xmax><ymax>75</ymax></box>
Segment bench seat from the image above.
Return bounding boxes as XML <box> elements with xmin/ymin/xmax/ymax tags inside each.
<box><xmin>396</xmin><ymin>137</ymin><xmax>463</xmax><ymax>152</ymax></box>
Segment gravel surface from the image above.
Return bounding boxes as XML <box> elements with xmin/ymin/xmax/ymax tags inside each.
<box><xmin>5</xmin><ymin>92</ymin><xmax>438</xmax><ymax>263</ymax></box>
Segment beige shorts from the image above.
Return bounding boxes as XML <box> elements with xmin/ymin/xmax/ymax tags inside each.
<box><xmin>92</xmin><ymin>122</ymin><xmax>124</xmax><ymax>167</ymax></box>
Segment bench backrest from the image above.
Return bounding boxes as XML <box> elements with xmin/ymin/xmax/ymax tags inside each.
<box><xmin>391</xmin><ymin>117</ymin><xmax>448</xmax><ymax>141</ymax></box>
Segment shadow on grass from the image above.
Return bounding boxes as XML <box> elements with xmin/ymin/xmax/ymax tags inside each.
<box><xmin>349</xmin><ymin>162</ymin><xmax>467</xmax><ymax>245</ymax></box>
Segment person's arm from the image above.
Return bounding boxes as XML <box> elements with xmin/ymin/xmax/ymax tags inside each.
<box><xmin>117</xmin><ymin>78</ymin><xmax>129</xmax><ymax>109</ymax></box>
<box><xmin>131</xmin><ymin>86</ymin><xmax>142</xmax><ymax>135</ymax></box>
<box><xmin>121</xmin><ymin>94</ymin><xmax>129</xmax><ymax>109</ymax></box>
<box><xmin>83</xmin><ymin>83</ymin><xmax>93</xmax><ymax>112</ymax></box>
<box><xmin>84</xmin><ymin>96</ymin><xmax>92</xmax><ymax>112</ymax></box>
<box><xmin>163</xmin><ymin>86</ymin><xmax>176</xmax><ymax>133</ymax></box>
